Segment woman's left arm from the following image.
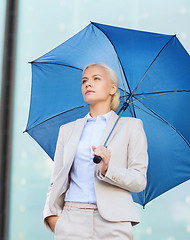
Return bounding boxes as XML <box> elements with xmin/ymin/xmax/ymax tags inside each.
<box><xmin>95</xmin><ymin>119</ymin><xmax>148</xmax><ymax>193</ymax></box>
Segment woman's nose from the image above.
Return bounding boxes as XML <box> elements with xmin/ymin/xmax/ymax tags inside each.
<box><xmin>86</xmin><ymin>82</ymin><xmax>92</xmax><ymax>88</ymax></box>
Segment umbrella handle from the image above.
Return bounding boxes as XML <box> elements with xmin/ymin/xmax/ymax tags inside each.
<box><xmin>93</xmin><ymin>155</ymin><xmax>102</xmax><ymax>164</ymax></box>
<box><xmin>93</xmin><ymin>146</ymin><xmax>107</xmax><ymax>164</ymax></box>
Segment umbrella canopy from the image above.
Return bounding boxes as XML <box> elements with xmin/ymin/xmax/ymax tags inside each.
<box><xmin>24</xmin><ymin>22</ymin><xmax>190</xmax><ymax>207</ymax></box>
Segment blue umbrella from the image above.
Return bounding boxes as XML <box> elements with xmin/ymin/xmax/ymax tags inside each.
<box><xmin>24</xmin><ymin>22</ymin><xmax>190</xmax><ymax>207</ymax></box>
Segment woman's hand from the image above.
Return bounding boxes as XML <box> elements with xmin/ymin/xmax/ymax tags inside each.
<box><xmin>46</xmin><ymin>215</ymin><xmax>59</xmax><ymax>233</ymax></box>
<box><xmin>92</xmin><ymin>145</ymin><xmax>111</xmax><ymax>176</ymax></box>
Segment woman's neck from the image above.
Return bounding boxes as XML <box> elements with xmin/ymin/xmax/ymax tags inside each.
<box><xmin>89</xmin><ymin>104</ymin><xmax>111</xmax><ymax>118</ymax></box>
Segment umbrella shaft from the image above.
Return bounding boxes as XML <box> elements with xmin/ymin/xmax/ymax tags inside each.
<box><xmin>104</xmin><ymin>101</ymin><xmax>129</xmax><ymax>147</ymax></box>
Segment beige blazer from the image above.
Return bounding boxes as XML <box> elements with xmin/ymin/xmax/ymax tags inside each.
<box><xmin>43</xmin><ymin>111</ymin><xmax>148</xmax><ymax>229</ymax></box>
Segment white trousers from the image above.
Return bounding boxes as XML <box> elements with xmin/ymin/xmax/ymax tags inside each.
<box><xmin>54</xmin><ymin>205</ymin><xmax>133</xmax><ymax>240</ymax></box>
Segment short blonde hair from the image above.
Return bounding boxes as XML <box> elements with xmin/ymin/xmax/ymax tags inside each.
<box><xmin>83</xmin><ymin>63</ymin><xmax>120</xmax><ymax>112</ymax></box>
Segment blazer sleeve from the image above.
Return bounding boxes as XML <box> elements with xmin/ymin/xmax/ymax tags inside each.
<box><xmin>43</xmin><ymin>125</ymin><xmax>65</xmax><ymax>230</ymax></box>
<box><xmin>96</xmin><ymin>119</ymin><xmax>148</xmax><ymax>193</ymax></box>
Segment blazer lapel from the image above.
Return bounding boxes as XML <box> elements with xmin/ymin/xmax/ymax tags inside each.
<box><xmin>62</xmin><ymin>114</ymin><xmax>88</xmax><ymax>169</ymax></box>
<box><xmin>50</xmin><ymin>114</ymin><xmax>88</xmax><ymax>204</ymax></box>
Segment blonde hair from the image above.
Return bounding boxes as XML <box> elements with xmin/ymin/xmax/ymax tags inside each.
<box><xmin>83</xmin><ymin>63</ymin><xmax>120</xmax><ymax>112</ymax></box>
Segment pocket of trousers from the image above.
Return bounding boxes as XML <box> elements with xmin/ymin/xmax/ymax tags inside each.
<box><xmin>54</xmin><ymin>211</ymin><xmax>64</xmax><ymax>235</ymax></box>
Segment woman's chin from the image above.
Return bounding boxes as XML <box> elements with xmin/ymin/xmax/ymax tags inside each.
<box><xmin>83</xmin><ymin>98</ymin><xmax>97</xmax><ymax>106</ymax></box>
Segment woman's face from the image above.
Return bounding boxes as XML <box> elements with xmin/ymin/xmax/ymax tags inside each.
<box><xmin>81</xmin><ymin>66</ymin><xmax>117</xmax><ymax>107</ymax></box>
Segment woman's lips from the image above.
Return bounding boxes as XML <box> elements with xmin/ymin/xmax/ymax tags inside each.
<box><xmin>85</xmin><ymin>90</ymin><xmax>95</xmax><ymax>95</ymax></box>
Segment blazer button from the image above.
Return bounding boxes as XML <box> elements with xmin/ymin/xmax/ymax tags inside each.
<box><xmin>112</xmin><ymin>176</ymin><xmax>115</xmax><ymax>181</ymax></box>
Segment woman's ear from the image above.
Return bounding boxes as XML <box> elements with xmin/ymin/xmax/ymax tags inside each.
<box><xmin>110</xmin><ymin>83</ymin><xmax>117</xmax><ymax>96</ymax></box>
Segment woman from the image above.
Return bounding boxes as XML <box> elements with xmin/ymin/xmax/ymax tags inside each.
<box><xmin>43</xmin><ymin>63</ymin><xmax>148</xmax><ymax>240</ymax></box>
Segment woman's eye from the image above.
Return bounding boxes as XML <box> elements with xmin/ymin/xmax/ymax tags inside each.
<box><xmin>94</xmin><ymin>77</ymin><xmax>100</xmax><ymax>80</ymax></box>
<box><xmin>82</xmin><ymin>80</ymin><xmax>87</xmax><ymax>84</ymax></box>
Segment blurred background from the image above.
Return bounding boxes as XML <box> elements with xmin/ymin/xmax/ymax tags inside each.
<box><xmin>0</xmin><ymin>0</ymin><xmax>190</xmax><ymax>240</ymax></box>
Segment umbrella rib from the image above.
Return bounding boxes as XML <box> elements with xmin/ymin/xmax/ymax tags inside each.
<box><xmin>133</xmin><ymin>90</ymin><xmax>190</xmax><ymax>102</ymax></box>
<box><xmin>117</xmin><ymin>56</ymin><xmax>129</xmax><ymax>101</ymax></box>
<box><xmin>135</xmin><ymin>90</ymin><xmax>190</xmax><ymax>96</ymax></box>
<box><xmin>133</xmin><ymin>96</ymin><xmax>190</xmax><ymax>147</ymax></box>
<box><xmin>131</xmin><ymin>34</ymin><xmax>176</xmax><ymax>96</ymax></box>
<box><xmin>30</xmin><ymin>62</ymin><xmax>83</xmax><ymax>71</ymax></box>
<box><xmin>120</xmin><ymin>99</ymin><xmax>165</xmax><ymax>122</ymax></box>
<box><xmin>126</xmin><ymin>102</ymin><xmax>135</xmax><ymax>117</ymax></box>
<box><xmin>131</xmin><ymin>103</ymin><xmax>167</xmax><ymax>124</ymax></box>
<box><xmin>23</xmin><ymin>104</ymin><xmax>88</xmax><ymax>133</ymax></box>
<box><xmin>118</xmin><ymin>87</ymin><xmax>130</xmax><ymax>94</ymax></box>
<box><xmin>131</xmin><ymin>98</ymin><xmax>137</xmax><ymax>118</ymax></box>
<box><xmin>128</xmin><ymin>105</ymin><xmax>134</xmax><ymax>117</ymax></box>
<box><xmin>91</xmin><ymin>22</ymin><xmax>132</xmax><ymax>94</ymax></box>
